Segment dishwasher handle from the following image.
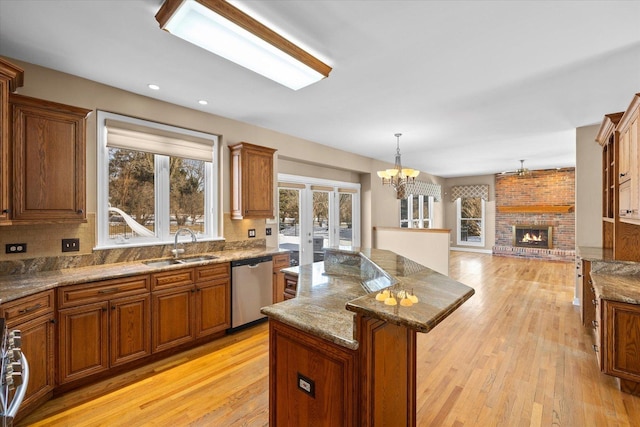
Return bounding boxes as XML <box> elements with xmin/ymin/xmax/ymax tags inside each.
<box><xmin>231</xmin><ymin>255</ymin><xmax>273</xmax><ymax>267</ymax></box>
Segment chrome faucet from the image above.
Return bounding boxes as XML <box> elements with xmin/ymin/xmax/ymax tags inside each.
<box><xmin>172</xmin><ymin>228</ymin><xmax>197</xmax><ymax>258</ymax></box>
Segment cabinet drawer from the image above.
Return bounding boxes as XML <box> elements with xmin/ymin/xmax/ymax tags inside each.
<box><xmin>284</xmin><ymin>274</ymin><xmax>298</xmax><ymax>297</ymax></box>
<box><xmin>1</xmin><ymin>290</ymin><xmax>54</xmax><ymax>326</ymax></box>
<box><xmin>195</xmin><ymin>263</ymin><xmax>230</xmax><ymax>283</ymax></box>
<box><xmin>152</xmin><ymin>268</ymin><xmax>195</xmax><ymax>290</ymax></box>
<box><xmin>272</xmin><ymin>254</ymin><xmax>290</xmax><ymax>269</ymax></box>
<box><xmin>59</xmin><ymin>275</ymin><xmax>150</xmax><ymax>308</ymax></box>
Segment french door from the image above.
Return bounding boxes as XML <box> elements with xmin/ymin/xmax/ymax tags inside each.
<box><xmin>278</xmin><ymin>174</ymin><xmax>360</xmax><ymax>266</ymax></box>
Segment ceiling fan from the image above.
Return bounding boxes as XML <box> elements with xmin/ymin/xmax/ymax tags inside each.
<box><xmin>501</xmin><ymin>159</ymin><xmax>531</xmax><ymax>176</ymax></box>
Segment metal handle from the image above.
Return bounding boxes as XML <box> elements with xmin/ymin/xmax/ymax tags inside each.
<box><xmin>248</xmin><ymin>264</ymin><xmax>260</xmax><ymax>269</ymax></box>
<box><xmin>592</xmin><ymin>320</ymin><xmax>598</xmax><ymax>328</ymax></box>
<box><xmin>77</xmin><ymin>209</ymin><xmax>84</xmax><ymax>214</ymax></box>
<box><xmin>6</xmin><ymin>353</ymin><xmax>29</xmax><ymax>418</ymax></box>
<box><xmin>592</xmin><ymin>299</ymin><xmax>598</xmax><ymax>306</ymax></box>
<box><xmin>18</xmin><ymin>303</ymin><xmax>42</xmax><ymax>314</ymax></box>
<box><xmin>620</xmin><ymin>172</ymin><xmax>627</xmax><ymax>178</ymax></box>
<box><xmin>592</xmin><ymin>344</ymin><xmax>598</xmax><ymax>353</ymax></box>
<box><xmin>578</xmin><ymin>274</ymin><xmax>582</xmax><ymax>278</ymax></box>
<box><xmin>1</xmin><ymin>208</ymin><xmax>9</xmax><ymax>214</ymax></box>
<box><xmin>588</xmin><ymin>280</ymin><xmax>592</xmax><ymax>285</ymax></box>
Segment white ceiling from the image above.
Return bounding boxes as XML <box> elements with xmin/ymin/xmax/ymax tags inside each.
<box><xmin>1</xmin><ymin>0</ymin><xmax>639</xmax><ymax>177</ymax></box>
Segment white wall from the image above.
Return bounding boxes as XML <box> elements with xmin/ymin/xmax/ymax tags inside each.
<box><xmin>373</xmin><ymin>227</ymin><xmax>450</xmax><ymax>275</ymax></box>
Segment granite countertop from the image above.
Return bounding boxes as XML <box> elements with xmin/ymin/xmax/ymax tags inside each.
<box><xmin>577</xmin><ymin>246</ymin><xmax>640</xmax><ymax>304</ymax></box>
<box><xmin>0</xmin><ymin>247</ymin><xmax>287</xmax><ymax>304</ymax></box>
<box><xmin>260</xmin><ymin>248</ymin><xmax>475</xmax><ymax>350</ymax></box>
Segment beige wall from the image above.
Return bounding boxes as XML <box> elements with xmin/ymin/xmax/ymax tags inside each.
<box><xmin>373</xmin><ymin>227</ymin><xmax>450</xmax><ymax>275</ymax></box>
<box><xmin>0</xmin><ymin>57</ymin><xmax>445</xmax><ymax>259</ymax></box>
<box><xmin>443</xmin><ymin>174</ymin><xmax>496</xmax><ymax>252</ymax></box>
<box><xmin>575</xmin><ymin>124</ymin><xmax>602</xmax><ymax>248</ymax></box>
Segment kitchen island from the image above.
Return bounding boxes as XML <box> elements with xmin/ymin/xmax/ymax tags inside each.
<box><xmin>261</xmin><ymin>247</ymin><xmax>474</xmax><ymax>426</ymax></box>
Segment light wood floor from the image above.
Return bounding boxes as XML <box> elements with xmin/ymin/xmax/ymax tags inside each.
<box><xmin>17</xmin><ymin>252</ymin><xmax>640</xmax><ymax>426</ymax></box>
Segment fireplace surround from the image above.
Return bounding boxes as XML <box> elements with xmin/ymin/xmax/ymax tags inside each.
<box><xmin>512</xmin><ymin>225</ymin><xmax>553</xmax><ymax>249</ymax></box>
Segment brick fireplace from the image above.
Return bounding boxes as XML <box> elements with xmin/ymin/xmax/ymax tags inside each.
<box><xmin>493</xmin><ymin>168</ymin><xmax>575</xmax><ymax>261</ymax></box>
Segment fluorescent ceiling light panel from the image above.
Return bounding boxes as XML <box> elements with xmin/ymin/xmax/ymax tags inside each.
<box><xmin>156</xmin><ymin>0</ymin><xmax>332</xmax><ymax>90</ymax></box>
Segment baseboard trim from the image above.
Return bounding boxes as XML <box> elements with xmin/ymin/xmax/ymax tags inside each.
<box><xmin>450</xmin><ymin>247</ymin><xmax>493</xmax><ymax>254</ymax></box>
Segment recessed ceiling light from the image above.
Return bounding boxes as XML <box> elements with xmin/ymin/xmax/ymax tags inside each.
<box><xmin>198</xmin><ymin>100</ymin><xmax>208</xmax><ymax>105</ymax></box>
<box><xmin>147</xmin><ymin>84</ymin><xmax>160</xmax><ymax>90</ymax></box>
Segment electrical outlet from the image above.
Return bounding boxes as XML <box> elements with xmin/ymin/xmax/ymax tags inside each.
<box><xmin>62</xmin><ymin>238</ymin><xmax>80</xmax><ymax>252</ymax></box>
<box><xmin>248</xmin><ymin>229</ymin><xmax>256</xmax><ymax>238</ymax></box>
<box><xmin>5</xmin><ymin>243</ymin><xmax>26</xmax><ymax>254</ymax></box>
<box><xmin>297</xmin><ymin>373</ymin><xmax>315</xmax><ymax>397</ymax></box>
<box><xmin>266</xmin><ymin>227</ymin><xmax>272</xmax><ymax>236</ymax></box>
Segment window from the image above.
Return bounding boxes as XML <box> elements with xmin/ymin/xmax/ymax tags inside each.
<box><xmin>96</xmin><ymin>111</ymin><xmax>219</xmax><ymax>248</ymax></box>
<box><xmin>456</xmin><ymin>197</ymin><xmax>485</xmax><ymax>246</ymax></box>
<box><xmin>400</xmin><ymin>195</ymin><xmax>433</xmax><ymax>228</ymax></box>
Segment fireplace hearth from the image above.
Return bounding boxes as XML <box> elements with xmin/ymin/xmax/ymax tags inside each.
<box><xmin>512</xmin><ymin>225</ymin><xmax>553</xmax><ymax>249</ymax></box>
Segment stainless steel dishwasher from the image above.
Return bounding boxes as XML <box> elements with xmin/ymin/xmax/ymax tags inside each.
<box><xmin>230</xmin><ymin>255</ymin><xmax>273</xmax><ymax>330</ymax></box>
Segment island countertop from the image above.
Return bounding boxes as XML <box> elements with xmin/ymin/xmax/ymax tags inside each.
<box><xmin>260</xmin><ymin>247</ymin><xmax>475</xmax><ymax>350</ymax></box>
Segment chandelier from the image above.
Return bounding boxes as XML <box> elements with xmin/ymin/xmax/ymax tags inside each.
<box><xmin>376</xmin><ymin>133</ymin><xmax>419</xmax><ymax>198</ymax></box>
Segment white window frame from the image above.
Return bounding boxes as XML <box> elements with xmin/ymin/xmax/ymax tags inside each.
<box><xmin>456</xmin><ymin>197</ymin><xmax>485</xmax><ymax>247</ymax></box>
<box><xmin>96</xmin><ymin>111</ymin><xmax>220</xmax><ymax>249</ymax></box>
<box><xmin>400</xmin><ymin>195</ymin><xmax>433</xmax><ymax>228</ymax></box>
<box><xmin>277</xmin><ymin>174</ymin><xmax>361</xmax><ymax>266</ymax></box>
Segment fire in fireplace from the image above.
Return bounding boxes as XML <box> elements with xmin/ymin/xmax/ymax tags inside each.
<box><xmin>512</xmin><ymin>225</ymin><xmax>553</xmax><ymax>249</ymax></box>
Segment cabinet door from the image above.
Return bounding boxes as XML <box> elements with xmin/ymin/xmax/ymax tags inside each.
<box><xmin>10</xmin><ymin>94</ymin><xmax>90</xmax><ymax>222</ymax></box>
<box><xmin>110</xmin><ymin>293</ymin><xmax>151</xmax><ymax>367</ymax></box>
<box><xmin>9</xmin><ymin>314</ymin><xmax>55</xmax><ymax>412</ymax></box>
<box><xmin>229</xmin><ymin>142</ymin><xmax>276</xmax><ymax>219</ymax></box>
<box><xmin>152</xmin><ymin>286</ymin><xmax>194</xmax><ymax>353</ymax></box>
<box><xmin>195</xmin><ymin>279</ymin><xmax>230</xmax><ymax>338</ymax></box>
<box><xmin>603</xmin><ymin>299</ymin><xmax>640</xmax><ymax>382</ymax></box>
<box><xmin>58</xmin><ymin>302</ymin><xmax>109</xmax><ymax>384</ymax></box>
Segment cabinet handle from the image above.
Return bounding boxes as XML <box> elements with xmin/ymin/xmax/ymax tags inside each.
<box><xmin>620</xmin><ymin>172</ymin><xmax>627</xmax><ymax>178</ymax></box>
<box><xmin>592</xmin><ymin>299</ymin><xmax>598</xmax><ymax>306</ymax></box>
<box><xmin>588</xmin><ymin>280</ymin><xmax>592</xmax><ymax>285</ymax></box>
<box><xmin>18</xmin><ymin>303</ymin><xmax>42</xmax><ymax>314</ymax></box>
<box><xmin>1</xmin><ymin>209</ymin><xmax>9</xmax><ymax>214</ymax></box>
<box><xmin>77</xmin><ymin>209</ymin><xmax>84</xmax><ymax>214</ymax></box>
<box><xmin>591</xmin><ymin>287</ymin><xmax>595</xmax><ymax>294</ymax></box>
<box><xmin>578</xmin><ymin>274</ymin><xmax>582</xmax><ymax>278</ymax></box>
<box><xmin>50</xmin><ymin>318</ymin><xmax>56</xmax><ymax>324</ymax></box>
<box><xmin>592</xmin><ymin>344</ymin><xmax>598</xmax><ymax>353</ymax></box>
<box><xmin>98</xmin><ymin>288</ymin><xmax>119</xmax><ymax>294</ymax></box>
<box><xmin>592</xmin><ymin>320</ymin><xmax>598</xmax><ymax>328</ymax></box>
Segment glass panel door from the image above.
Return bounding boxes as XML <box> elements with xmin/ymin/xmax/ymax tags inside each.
<box><xmin>278</xmin><ymin>188</ymin><xmax>301</xmax><ymax>266</ymax></box>
<box><xmin>338</xmin><ymin>193</ymin><xmax>354</xmax><ymax>246</ymax></box>
<box><xmin>312</xmin><ymin>190</ymin><xmax>330</xmax><ymax>262</ymax></box>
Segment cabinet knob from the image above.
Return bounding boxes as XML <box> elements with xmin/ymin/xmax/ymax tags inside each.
<box><xmin>77</xmin><ymin>209</ymin><xmax>84</xmax><ymax>214</ymax></box>
<box><xmin>620</xmin><ymin>172</ymin><xmax>627</xmax><ymax>178</ymax></box>
<box><xmin>50</xmin><ymin>318</ymin><xmax>56</xmax><ymax>324</ymax></box>
<box><xmin>2</xmin><ymin>209</ymin><xmax>10</xmax><ymax>214</ymax></box>
<box><xmin>577</xmin><ymin>274</ymin><xmax>582</xmax><ymax>278</ymax></box>
<box><xmin>592</xmin><ymin>320</ymin><xmax>598</xmax><ymax>328</ymax></box>
<box><xmin>592</xmin><ymin>344</ymin><xmax>598</xmax><ymax>353</ymax></box>
<box><xmin>592</xmin><ymin>299</ymin><xmax>598</xmax><ymax>306</ymax></box>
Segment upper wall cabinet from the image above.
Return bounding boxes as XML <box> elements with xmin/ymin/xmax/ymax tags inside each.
<box><xmin>618</xmin><ymin>94</ymin><xmax>640</xmax><ymax>224</ymax></box>
<box><xmin>0</xmin><ymin>58</ymin><xmax>24</xmax><ymax>223</ymax></box>
<box><xmin>9</xmin><ymin>94</ymin><xmax>91</xmax><ymax>224</ymax></box>
<box><xmin>229</xmin><ymin>142</ymin><xmax>276</xmax><ymax>220</ymax></box>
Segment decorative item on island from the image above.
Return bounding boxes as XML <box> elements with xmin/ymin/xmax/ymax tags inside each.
<box><xmin>261</xmin><ymin>247</ymin><xmax>475</xmax><ymax>426</ymax></box>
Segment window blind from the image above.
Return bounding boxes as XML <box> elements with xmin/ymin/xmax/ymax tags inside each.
<box><xmin>105</xmin><ymin>119</ymin><xmax>215</xmax><ymax>161</ymax></box>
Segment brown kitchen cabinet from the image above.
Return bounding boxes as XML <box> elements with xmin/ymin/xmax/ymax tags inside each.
<box><xmin>229</xmin><ymin>142</ymin><xmax>276</xmax><ymax>219</ymax></box>
<box><xmin>283</xmin><ymin>273</ymin><xmax>298</xmax><ymax>300</ymax></box>
<box><xmin>152</xmin><ymin>263</ymin><xmax>230</xmax><ymax>352</ymax></box>
<box><xmin>0</xmin><ymin>58</ymin><xmax>23</xmax><ymax>223</ymax></box>
<box><xmin>602</xmin><ymin>299</ymin><xmax>640</xmax><ymax>395</ymax></box>
<box><xmin>269</xmin><ymin>320</ymin><xmax>357</xmax><ymax>426</ymax></box>
<box><xmin>272</xmin><ymin>253</ymin><xmax>290</xmax><ymax>303</ymax></box>
<box><xmin>9</xmin><ymin>94</ymin><xmax>91</xmax><ymax>223</ymax></box>
<box><xmin>57</xmin><ymin>275</ymin><xmax>151</xmax><ymax>384</ymax></box>
<box><xmin>617</xmin><ymin>94</ymin><xmax>640</xmax><ymax>223</ymax></box>
<box><xmin>0</xmin><ymin>290</ymin><xmax>55</xmax><ymax>416</ymax></box>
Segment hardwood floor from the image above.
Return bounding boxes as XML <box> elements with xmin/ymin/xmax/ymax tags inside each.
<box><xmin>17</xmin><ymin>252</ymin><xmax>640</xmax><ymax>426</ymax></box>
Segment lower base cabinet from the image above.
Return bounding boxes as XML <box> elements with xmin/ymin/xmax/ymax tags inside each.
<box><xmin>603</xmin><ymin>299</ymin><xmax>640</xmax><ymax>395</ymax></box>
<box><xmin>1</xmin><ymin>290</ymin><xmax>55</xmax><ymax>416</ymax></box>
<box><xmin>152</xmin><ymin>264</ymin><xmax>230</xmax><ymax>352</ymax></box>
<box><xmin>57</xmin><ymin>275</ymin><xmax>151</xmax><ymax>385</ymax></box>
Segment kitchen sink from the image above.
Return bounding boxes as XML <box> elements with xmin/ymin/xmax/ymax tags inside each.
<box><xmin>143</xmin><ymin>255</ymin><xmax>218</xmax><ymax>268</ymax></box>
